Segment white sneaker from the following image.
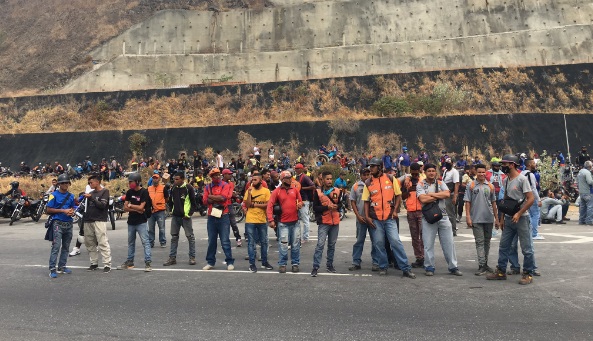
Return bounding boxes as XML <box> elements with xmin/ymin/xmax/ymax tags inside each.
<box><xmin>69</xmin><ymin>247</ymin><xmax>80</xmax><ymax>257</ymax></box>
<box><xmin>533</xmin><ymin>235</ymin><xmax>545</xmax><ymax>240</ymax></box>
<box><xmin>202</xmin><ymin>264</ymin><xmax>214</xmax><ymax>270</ymax></box>
<box><xmin>227</xmin><ymin>264</ymin><xmax>235</xmax><ymax>271</ymax></box>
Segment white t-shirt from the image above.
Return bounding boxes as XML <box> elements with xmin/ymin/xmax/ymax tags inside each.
<box><xmin>254</xmin><ymin>147</ymin><xmax>260</xmax><ymax>156</ymax></box>
<box><xmin>442</xmin><ymin>168</ymin><xmax>460</xmax><ymax>184</ymax></box>
<box><xmin>216</xmin><ymin>154</ymin><xmax>224</xmax><ymax>168</ymax></box>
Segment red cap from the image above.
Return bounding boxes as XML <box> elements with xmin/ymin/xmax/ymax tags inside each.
<box><xmin>221</xmin><ymin>169</ymin><xmax>233</xmax><ymax>175</ymax></box>
<box><xmin>294</xmin><ymin>163</ymin><xmax>304</xmax><ymax>169</ymax></box>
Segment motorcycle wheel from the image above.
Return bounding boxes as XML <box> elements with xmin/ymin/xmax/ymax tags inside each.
<box><xmin>32</xmin><ymin>203</ymin><xmax>46</xmax><ymax>222</ymax></box>
<box><xmin>73</xmin><ymin>215</ymin><xmax>80</xmax><ymax>224</ymax></box>
<box><xmin>234</xmin><ymin>206</ymin><xmax>245</xmax><ymax>223</ymax></box>
<box><xmin>200</xmin><ymin>209</ymin><xmax>207</xmax><ymax>216</ymax></box>
<box><xmin>116</xmin><ymin>211</ymin><xmax>123</xmax><ymax>220</ymax></box>
<box><xmin>339</xmin><ymin>208</ymin><xmax>346</xmax><ymax>221</ymax></box>
<box><xmin>10</xmin><ymin>210</ymin><xmax>20</xmax><ymax>226</ymax></box>
<box><xmin>109</xmin><ymin>211</ymin><xmax>116</xmax><ymax>230</ymax></box>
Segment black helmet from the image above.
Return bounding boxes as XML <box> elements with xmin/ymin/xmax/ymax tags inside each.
<box><xmin>501</xmin><ymin>154</ymin><xmax>520</xmax><ymax>165</ymax></box>
<box><xmin>57</xmin><ymin>174</ymin><xmax>71</xmax><ymax>184</ymax></box>
<box><xmin>368</xmin><ymin>157</ymin><xmax>382</xmax><ymax>166</ymax></box>
<box><xmin>128</xmin><ymin>172</ymin><xmax>142</xmax><ymax>183</ymax></box>
<box><xmin>10</xmin><ymin>181</ymin><xmax>19</xmax><ymax>188</ymax></box>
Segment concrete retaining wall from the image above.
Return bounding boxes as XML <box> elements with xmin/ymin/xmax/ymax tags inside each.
<box><xmin>62</xmin><ymin>0</ymin><xmax>593</xmax><ymax>92</ymax></box>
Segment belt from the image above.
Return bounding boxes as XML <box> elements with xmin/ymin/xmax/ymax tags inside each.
<box><xmin>54</xmin><ymin>220</ymin><xmax>73</xmax><ymax>226</ymax></box>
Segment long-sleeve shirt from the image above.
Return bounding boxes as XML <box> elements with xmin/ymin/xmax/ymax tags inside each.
<box><xmin>540</xmin><ymin>197</ymin><xmax>566</xmax><ymax>216</ymax></box>
<box><xmin>577</xmin><ymin>168</ymin><xmax>593</xmax><ymax>194</ymax></box>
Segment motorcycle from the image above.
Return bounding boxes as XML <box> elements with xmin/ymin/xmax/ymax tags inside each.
<box><xmin>10</xmin><ymin>195</ymin><xmax>42</xmax><ymax>225</ymax></box>
<box><xmin>108</xmin><ymin>196</ymin><xmax>117</xmax><ymax>230</ymax></box>
<box><xmin>113</xmin><ymin>191</ymin><xmax>126</xmax><ymax>220</ymax></box>
<box><xmin>232</xmin><ymin>196</ymin><xmax>245</xmax><ymax>223</ymax></box>
<box><xmin>32</xmin><ymin>185</ymin><xmax>49</xmax><ymax>222</ymax></box>
<box><xmin>0</xmin><ymin>194</ymin><xmax>15</xmax><ymax>218</ymax></box>
<box><xmin>194</xmin><ymin>188</ymin><xmax>208</xmax><ymax>216</ymax></box>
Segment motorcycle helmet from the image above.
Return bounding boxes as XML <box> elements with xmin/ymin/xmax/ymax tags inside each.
<box><xmin>368</xmin><ymin>157</ymin><xmax>382</xmax><ymax>166</ymax></box>
<box><xmin>501</xmin><ymin>154</ymin><xmax>520</xmax><ymax>165</ymax></box>
<box><xmin>128</xmin><ymin>172</ymin><xmax>142</xmax><ymax>183</ymax></box>
<box><xmin>10</xmin><ymin>181</ymin><xmax>19</xmax><ymax>188</ymax></box>
<box><xmin>57</xmin><ymin>174</ymin><xmax>71</xmax><ymax>184</ymax></box>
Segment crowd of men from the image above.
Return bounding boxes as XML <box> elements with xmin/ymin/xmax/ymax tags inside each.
<box><xmin>42</xmin><ymin>144</ymin><xmax>593</xmax><ymax>286</ymax></box>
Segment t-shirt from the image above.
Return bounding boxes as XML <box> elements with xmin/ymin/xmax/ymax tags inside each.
<box><xmin>126</xmin><ymin>188</ymin><xmax>149</xmax><ymax>225</ymax></box>
<box><xmin>297</xmin><ymin>173</ymin><xmax>315</xmax><ymax>201</ymax></box>
<box><xmin>243</xmin><ymin>186</ymin><xmax>271</xmax><ymax>224</ymax></box>
<box><xmin>334</xmin><ymin>178</ymin><xmax>348</xmax><ymax>189</ymax></box>
<box><xmin>47</xmin><ymin>190</ymin><xmax>75</xmax><ymax>222</ymax></box>
<box><xmin>463</xmin><ymin>181</ymin><xmax>496</xmax><ymax>223</ymax></box>
<box><xmin>416</xmin><ymin>180</ymin><xmax>449</xmax><ymax>218</ymax></box>
<box><xmin>349</xmin><ymin>181</ymin><xmax>366</xmax><ymax>215</ymax></box>
<box><xmin>442</xmin><ymin>168</ymin><xmax>460</xmax><ymax>184</ymax></box>
<box><xmin>501</xmin><ymin>174</ymin><xmax>532</xmax><ymax>217</ymax></box>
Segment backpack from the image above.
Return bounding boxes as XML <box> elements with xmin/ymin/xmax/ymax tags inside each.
<box><xmin>143</xmin><ymin>188</ymin><xmax>153</xmax><ymax>219</ymax></box>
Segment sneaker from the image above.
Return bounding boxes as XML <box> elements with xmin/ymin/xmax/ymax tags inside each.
<box><xmin>411</xmin><ymin>259</ymin><xmax>424</xmax><ymax>268</ymax></box>
<box><xmin>291</xmin><ymin>265</ymin><xmax>299</xmax><ymax>273</ymax></box>
<box><xmin>348</xmin><ymin>264</ymin><xmax>362</xmax><ymax>271</ymax></box>
<box><xmin>49</xmin><ymin>269</ymin><xmax>57</xmax><ymax>278</ymax></box>
<box><xmin>474</xmin><ymin>266</ymin><xmax>488</xmax><ymax>276</ymax></box>
<box><xmin>69</xmin><ymin>247</ymin><xmax>80</xmax><ymax>257</ymax></box>
<box><xmin>486</xmin><ymin>267</ymin><xmax>507</xmax><ymax>280</ymax></box>
<box><xmin>163</xmin><ymin>257</ymin><xmax>177</xmax><ymax>266</ymax></box>
<box><xmin>311</xmin><ymin>267</ymin><xmax>318</xmax><ymax>277</ymax></box>
<box><xmin>507</xmin><ymin>268</ymin><xmax>521</xmax><ymax>275</ymax></box>
<box><xmin>189</xmin><ymin>257</ymin><xmax>196</xmax><ymax>265</ymax></box>
<box><xmin>403</xmin><ymin>271</ymin><xmax>416</xmax><ymax>279</ymax></box>
<box><xmin>150</xmin><ymin>243</ymin><xmax>154</xmax><ymax>248</ymax></box>
<box><xmin>118</xmin><ymin>260</ymin><xmax>134</xmax><ymax>270</ymax></box>
<box><xmin>262</xmin><ymin>262</ymin><xmax>274</xmax><ymax>270</ymax></box>
<box><xmin>450</xmin><ymin>269</ymin><xmax>463</xmax><ymax>276</ymax></box>
<box><xmin>453</xmin><ymin>229</ymin><xmax>458</xmax><ymax>237</ymax></box>
<box><xmin>236</xmin><ymin>239</ymin><xmax>242</xmax><ymax>247</ymax></box>
<box><xmin>563</xmin><ymin>217</ymin><xmax>571</xmax><ymax>221</ymax></box>
<box><xmin>279</xmin><ymin>265</ymin><xmax>287</xmax><ymax>273</ymax></box>
<box><xmin>533</xmin><ymin>234</ymin><xmax>545</xmax><ymax>240</ymax></box>
<box><xmin>103</xmin><ymin>266</ymin><xmax>111</xmax><ymax>273</ymax></box>
<box><xmin>326</xmin><ymin>265</ymin><xmax>337</xmax><ymax>273</ymax></box>
<box><xmin>244</xmin><ymin>255</ymin><xmax>250</xmax><ymax>260</ymax></box>
<box><xmin>371</xmin><ymin>264</ymin><xmax>380</xmax><ymax>272</ymax></box>
<box><xmin>249</xmin><ymin>264</ymin><xmax>257</xmax><ymax>273</ymax></box>
<box><xmin>144</xmin><ymin>262</ymin><xmax>152</xmax><ymax>272</ymax></box>
<box><xmin>57</xmin><ymin>267</ymin><xmax>72</xmax><ymax>274</ymax></box>
<box><xmin>379</xmin><ymin>268</ymin><xmax>387</xmax><ymax>276</ymax></box>
<box><xmin>87</xmin><ymin>264</ymin><xmax>99</xmax><ymax>271</ymax></box>
<box><xmin>519</xmin><ymin>272</ymin><xmax>533</xmax><ymax>285</ymax></box>
<box><xmin>533</xmin><ymin>269</ymin><xmax>541</xmax><ymax>277</ymax></box>
<box><xmin>203</xmin><ymin>264</ymin><xmax>214</xmax><ymax>270</ymax></box>
<box><xmin>425</xmin><ymin>270</ymin><xmax>434</xmax><ymax>276</ymax></box>
<box><xmin>160</xmin><ymin>243</ymin><xmax>166</xmax><ymax>248</ymax></box>
<box><xmin>227</xmin><ymin>264</ymin><xmax>235</xmax><ymax>271</ymax></box>
<box><xmin>555</xmin><ymin>221</ymin><xmax>566</xmax><ymax>225</ymax></box>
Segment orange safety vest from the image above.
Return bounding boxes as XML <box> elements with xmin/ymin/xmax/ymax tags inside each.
<box><xmin>403</xmin><ymin>177</ymin><xmax>422</xmax><ymax>212</ymax></box>
<box><xmin>365</xmin><ymin>174</ymin><xmax>397</xmax><ymax>221</ymax></box>
<box><xmin>315</xmin><ymin>188</ymin><xmax>341</xmax><ymax>225</ymax></box>
<box><xmin>148</xmin><ymin>184</ymin><xmax>166</xmax><ymax>212</ymax></box>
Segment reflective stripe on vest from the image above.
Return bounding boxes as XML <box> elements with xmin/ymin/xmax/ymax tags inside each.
<box><xmin>366</xmin><ymin>174</ymin><xmax>395</xmax><ymax>221</ymax></box>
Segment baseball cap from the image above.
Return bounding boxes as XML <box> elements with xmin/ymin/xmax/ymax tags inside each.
<box><xmin>294</xmin><ymin>163</ymin><xmax>304</xmax><ymax>169</ymax></box>
<box><xmin>209</xmin><ymin>168</ymin><xmax>221</xmax><ymax>176</ymax></box>
<box><xmin>280</xmin><ymin>171</ymin><xmax>292</xmax><ymax>179</ymax></box>
<box><xmin>152</xmin><ymin>174</ymin><xmax>160</xmax><ymax>179</ymax></box>
<box><xmin>221</xmin><ymin>169</ymin><xmax>233</xmax><ymax>175</ymax></box>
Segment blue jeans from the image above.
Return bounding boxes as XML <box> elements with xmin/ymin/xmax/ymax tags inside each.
<box><xmin>528</xmin><ymin>204</ymin><xmax>540</xmax><ymax>237</ymax></box>
<box><xmin>48</xmin><ymin>221</ymin><xmax>73</xmax><ymax>270</ymax></box>
<box><xmin>369</xmin><ymin>219</ymin><xmax>411</xmax><ymax>272</ymax></box>
<box><xmin>508</xmin><ymin>224</ymin><xmax>538</xmax><ymax>271</ymax></box>
<box><xmin>148</xmin><ymin>210</ymin><xmax>166</xmax><ymax>246</ymax></box>
<box><xmin>313</xmin><ymin>224</ymin><xmax>339</xmax><ymax>268</ymax></box>
<box><xmin>298</xmin><ymin>201</ymin><xmax>310</xmax><ymax>241</ymax></box>
<box><xmin>245</xmin><ymin>223</ymin><xmax>268</xmax><ymax>265</ymax></box>
<box><xmin>352</xmin><ymin>220</ymin><xmax>377</xmax><ymax>266</ymax></box>
<box><xmin>277</xmin><ymin>221</ymin><xmax>300</xmax><ymax>266</ymax></box>
<box><xmin>579</xmin><ymin>194</ymin><xmax>593</xmax><ymax>224</ymax></box>
<box><xmin>127</xmin><ymin>222</ymin><xmax>152</xmax><ymax>263</ymax></box>
<box><xmin>206</xmin><ymin>215</ymin><xmax>234</xmax><ymax>266</ymax></box>
<box><xmin>497</xmin><ymin>215</ymin><xmax>535</xmax><ymax>273</ymax></box>
<box><xmin>422</xmin><ymin>217</ymin><xmax>459</xmax><ymax>272</ymax></box>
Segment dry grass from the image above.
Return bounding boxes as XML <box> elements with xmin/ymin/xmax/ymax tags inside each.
<box><xmin>0</xmin><ymin>177</ymin><xmax>130</xmax><ymax>200</ymax></box>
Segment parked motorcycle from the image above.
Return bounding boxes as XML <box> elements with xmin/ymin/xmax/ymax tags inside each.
<box><xmin>0</xmin><ymin>194</ymin><xmax>15</xmax><ymax>218</ymax></box>
<box><xmin>113</xmin><ymin>191</ymin><xmax>126</xmax><ymax>220</ymax></box>
<box><xmin>108</xmin><ymin>196</ymin><xmax>116</xmax><ymax>230</ymax></box>
<box><xmin>194</xmin><ymin>188</ymin><xmax>208</xmax><ymax>216</ymax></box>
<box><xmin>10</xmin><ymin>195</ymin><xmax>42</xmax><ymax>225</ymax></box>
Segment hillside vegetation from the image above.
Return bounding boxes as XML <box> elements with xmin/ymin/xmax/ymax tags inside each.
<box><xmin>0</xmin><ymin>66</ymin><xmax>591</xmax><ymax>134</ymax></box>
<box><xmin>0</xmin><ymin>0</ymin><xmax>271</xmax><ymax>97</ymax></box>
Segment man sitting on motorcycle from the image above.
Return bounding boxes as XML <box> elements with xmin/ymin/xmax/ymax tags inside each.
<box><xmin>5</xmin><ymin>181</ymin><xmax>26</xmax><ymax>198</ymax></box>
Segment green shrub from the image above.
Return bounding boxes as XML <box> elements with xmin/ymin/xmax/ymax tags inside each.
<box><xmin>371</xmin><ymin>96</ymin><xmax>411</xmax><ymax>116</ymax></box>
<box><xmin>315</xmin><ymin>164</ymin><xmax>357</xmax><ymax>190</ymax></box>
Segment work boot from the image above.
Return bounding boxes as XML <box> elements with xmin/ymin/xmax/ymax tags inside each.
<box><xmin>486</xmin><ymin>266</ymin><xmax>507</xmax><ymax>280</ymax></box>
<box><xmin>163</xmin><ymin>257</ymin><xmax>177</xmax><ymax>266</ymax></box>
<box><xmin>519</xmin><ymin>272</ymin><xmax>533</xmax><ymax>285</ymax></box>
<box><xmin>189</xmin><ymin>257</ymin><xmax>196</xmax><ymax>265</ymax></box>
<box><xmin>411</xmin><ymin>259</ymin><xmax>424</xmax><ymax>268</ymax></box>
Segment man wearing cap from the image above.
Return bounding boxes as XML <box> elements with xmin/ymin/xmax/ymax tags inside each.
<box><xmin>267</xmin><ymin>170</ymin><xmax>304</xmax><ymax>273</ymax></box>
<box><xmin>349</xmin><ymin>167</ymin><xmax>378</xmax><ymax>271</ymax></box>
<box><xmin>487</xmin><ymin>154</ymin><xmax>535</xmax><ymax>285</ymax></box>
<box><xmin>47</xmin><ymin>174</ymin><xmax>77</xmax><ymax>278</ymax></box>
<box><xmin>398</xmin><ymin>147</ymin><xmax>412</xmax><ymax>175</ymax></box>
<box><xmin>442</xmin><ymin>157</ymin><xmax>460</xmax><ymax>236</ymax></box>
<box><xmin>148</xmin><ymin>172</ymin><xmax>169</xmax><ymax>248</ymax></box>
<box><xmin>295</xmin><ymin>163</ymin><xmax>315</xmax><ymax>243</ymax></box>
<box><xmin>363</xmin><ymin>157</ymin><xmax>416</xmax><ymax>278</ymax></box>
<box><xmin>82</xmin><ymin>174</ymin><xmax>112</xmax><ymax>273</ymax></box>
<box><xmin>203</xmin><ymin>168</ymin><xmax>235</xmax><ymax>270</ymax></box>
<box><xmin>222</xmin><ymin>168</ymin><xmax>243</xmax><ymax>247</ymax></box>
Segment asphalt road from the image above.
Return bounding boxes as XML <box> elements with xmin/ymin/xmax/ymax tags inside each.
<box><xmin>1</xmin><ymin>209</ymin><xmax>592</xmax><ymax>341</ymax></box>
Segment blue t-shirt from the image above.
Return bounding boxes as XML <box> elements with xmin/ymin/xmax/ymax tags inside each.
<box><xmin>399</xmin><ymin>153</ymin><xmax>411</xmax><ymax>167</ymax></box>
<box><xmin>47</xmin><ymin>190</ymin><xmax>75</xmax><ymax>222</ymax></box>
<box><xmin>334</xmin><ymin>178</ymin><xmax>348</xmax><ymax>189</ymax></box>
<box><xmin>382</xmin><ymin>155</ymin><xmax>392</xmax><ymax>169</ymax></box>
